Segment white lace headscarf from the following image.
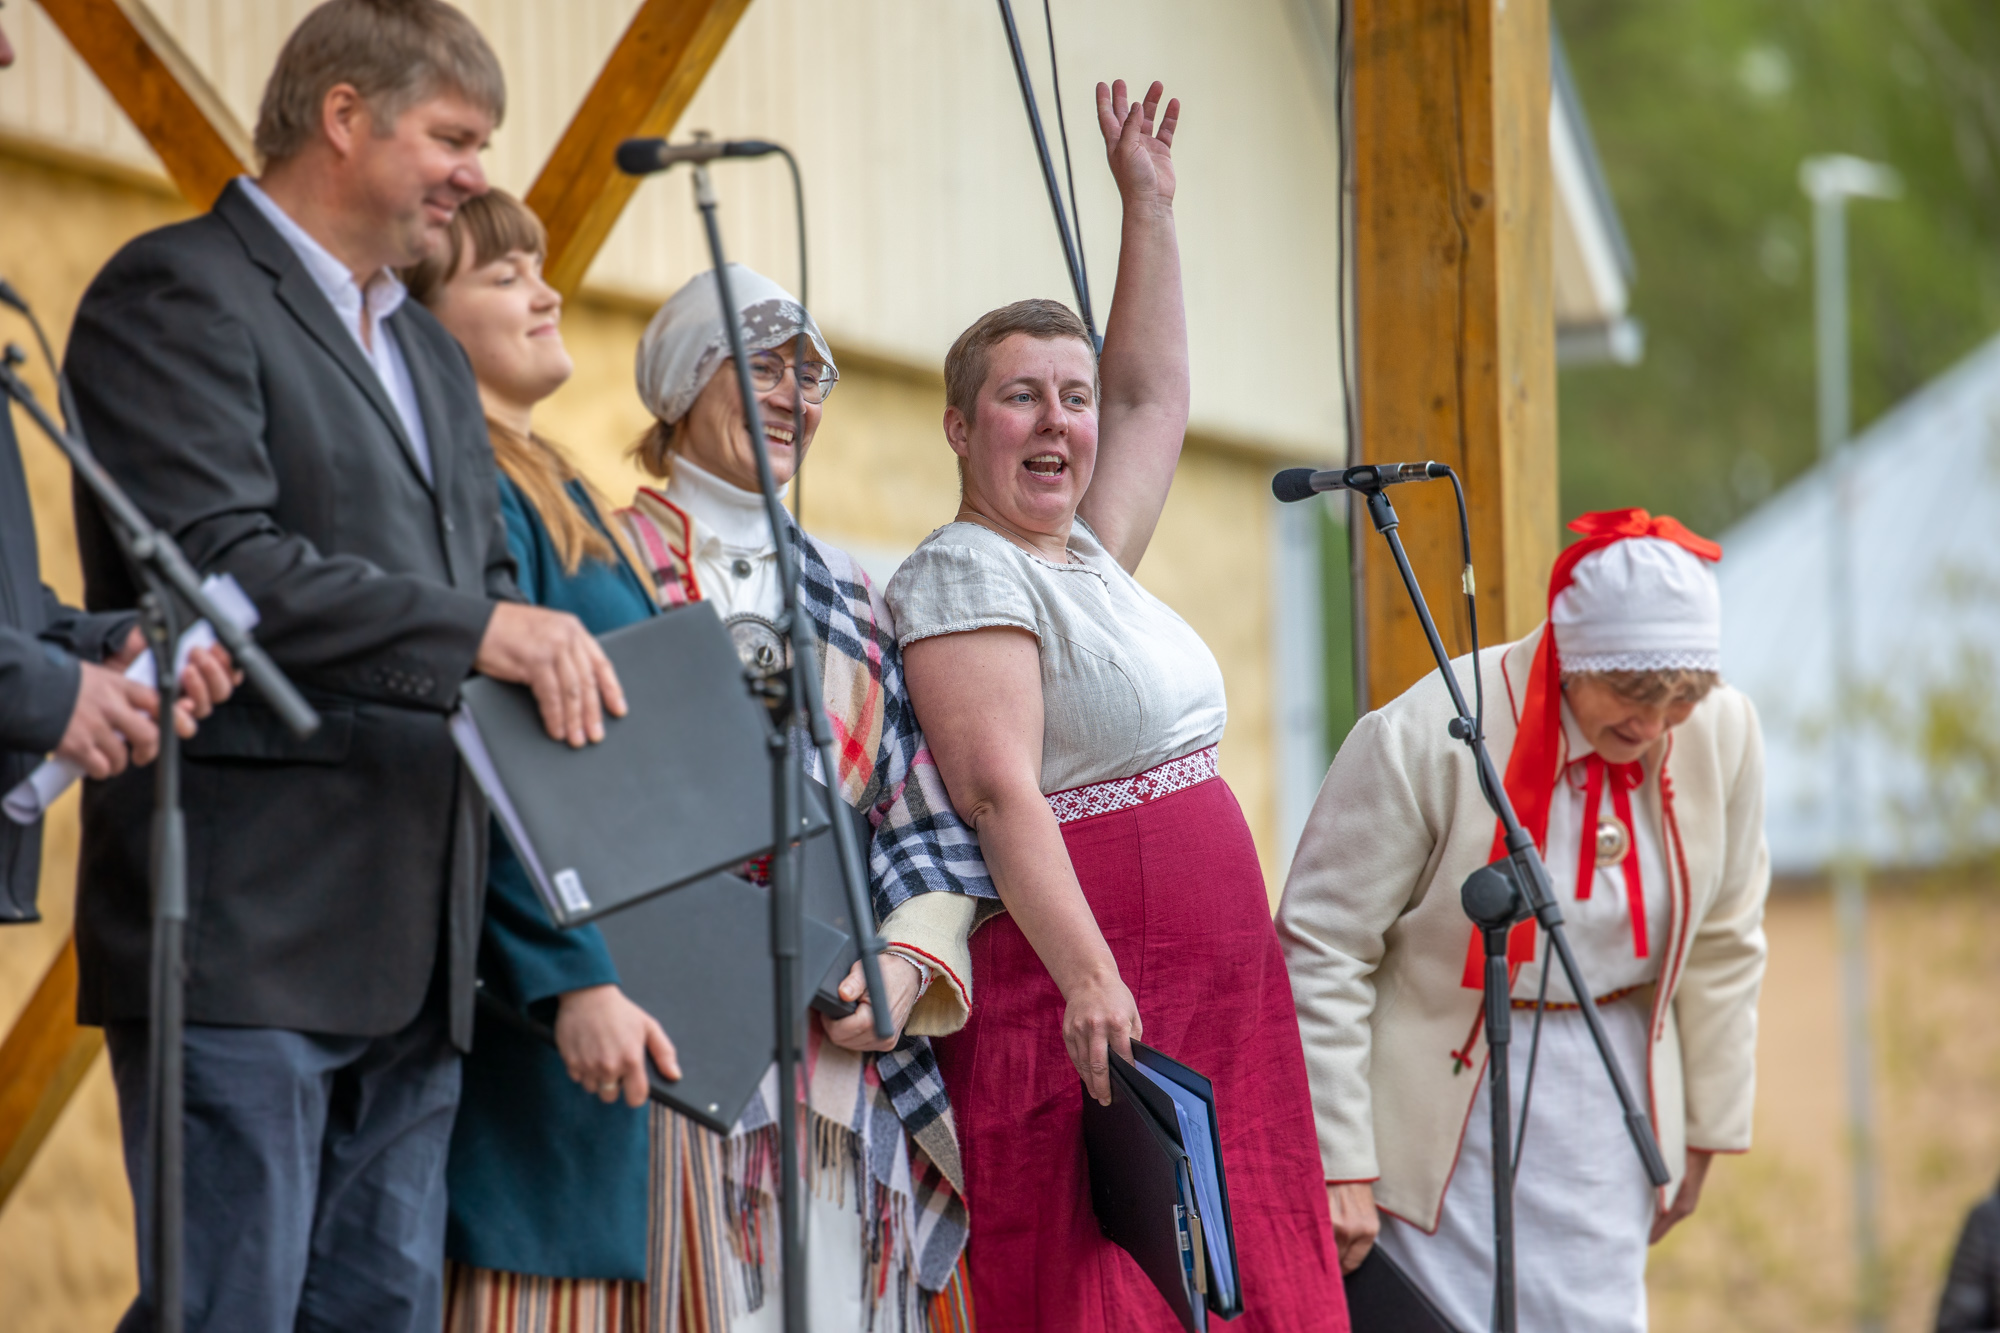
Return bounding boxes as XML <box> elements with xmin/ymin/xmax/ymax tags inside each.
<box><xmin>1552</xmin><ymin>537</ymin><xmax>1722</xmax><ymax>674</ymax></box>
<box><xmin>635</xmin><ymin>264</ymin><xmax>832</xmax><ymax>427</ymax></box>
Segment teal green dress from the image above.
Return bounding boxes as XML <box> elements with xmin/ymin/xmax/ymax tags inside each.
<box><xmin>445</xmin><ymin>476</ymin><xmax>657</xmax><ymax>1280</ymax></box>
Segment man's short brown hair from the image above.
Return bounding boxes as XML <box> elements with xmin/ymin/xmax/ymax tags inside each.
<box><xmin>254</xmin><ymin>0</ymin><xmax>505</xmax><ymax>165</ymax></box>
<box><xmin>943</xmin><ymin>298</ymin><xmax>1096</xmax><ymax>423</ymax></box>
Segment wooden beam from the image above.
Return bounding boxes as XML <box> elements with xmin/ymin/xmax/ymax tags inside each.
<box><xmin>526</xmin><ymin>0</ymin><xmax>754</xmax><ymax>297</ymax></box>
<box><xmin>0</xmin><ymin>941</ymin><xmax>104</xmax><ymax>1210</ymax></box>
<box><xmin>34</xmin><ymin>0</ymin><xmax>253</xmax><ymax>207</ymax></box>
<box><xmin>1351</xmin><ymin>0</ymin><xmax>1558</xmax><ymax>708</ymax></box>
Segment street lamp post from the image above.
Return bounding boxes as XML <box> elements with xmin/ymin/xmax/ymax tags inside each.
<box><xmin>1800</xmin><ymin>151</ymin><xmax>1900</xmax><ymax>1333</ymax></box>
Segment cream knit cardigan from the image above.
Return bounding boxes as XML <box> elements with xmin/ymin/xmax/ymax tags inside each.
<box><xmin>1276</xmin><ymin>626</ymin><xmax>1770</xmax><ymax>1231</ymax></box>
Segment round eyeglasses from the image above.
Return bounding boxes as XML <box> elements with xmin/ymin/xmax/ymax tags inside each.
<box><xmin>748</xmin><ymin>349</ymin><xmax>838</xmax><ymax>405</ymax></box>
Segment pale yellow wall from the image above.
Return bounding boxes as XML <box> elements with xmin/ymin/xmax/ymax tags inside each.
<box><xmin>0</xmin><ymin>0</ymin><xmax>1351</xmax><ymax>455</ymax></box>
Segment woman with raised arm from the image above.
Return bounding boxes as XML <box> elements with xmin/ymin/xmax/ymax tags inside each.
<box><xmin>884</xmin><ymin>80</ymin><xmax>1347</xmax><ymax>1332</ymax></box>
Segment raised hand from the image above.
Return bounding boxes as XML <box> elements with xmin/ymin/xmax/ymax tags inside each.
<box><xmin>1096</xmin><ymin>78</ymin><xmax>1180</xmax><ymax>208</ymax></box>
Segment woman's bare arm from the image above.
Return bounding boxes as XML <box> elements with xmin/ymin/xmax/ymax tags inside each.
<box><xmin>902</xmin><ymin>627</ymin><xmax>1141</xmax><ymax>1104</ymax></box>
<box><xmin>1077</xmin><ymin>79</ymin><xmax>1189</xmax><ymax>574</ymax></box>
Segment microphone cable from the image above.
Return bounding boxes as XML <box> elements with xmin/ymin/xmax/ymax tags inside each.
<box><xmin>1041</xmin><ymin>0</ymin><xmax>1092</xmax><ymax>336</ymax></box>
<box><xmin>1439</xmin><ymin>463</ymin><xmax>1551</xmax><ymax>1186</ymax></box>
<box><xmin>772</xmin><ymin>143</ymin><xmax>810</xmax><ymax>526</ymax></box>
<box><xmin>1445</xmin><ymin>465</ymin><xmax>1553</xmax><ymax>1188</ymax></box>
<box><xmin>995</xmin><ymin>0</ymin><xmax>1098</xmax><ymax>347</ymax></box>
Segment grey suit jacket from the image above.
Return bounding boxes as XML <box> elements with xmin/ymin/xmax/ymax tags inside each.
<box><xmin>65</xmin><ymin>180</ymin><xmax>517</xmax><ymax>1047</ymax></box>
<box><xmin>0</xmin><ymin>402</ymin><xmax>134</xmax><ymax>923</ymax></box>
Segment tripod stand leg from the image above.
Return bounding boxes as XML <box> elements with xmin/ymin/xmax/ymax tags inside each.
<box><xmin>1483</xmin><ymin>930</ymin><xmax>1516</xmax><ymax>1333</ymax></box>
<box><xmin>141</xmin><ymin>587</ymin><xmax>187</xmax><ymax>1333</ymax></box>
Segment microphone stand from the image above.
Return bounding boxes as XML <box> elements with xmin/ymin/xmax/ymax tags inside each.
<box><xmin>1</xmin><ymin>335</ymin><xmax>318</xmax><ymax>1333</ymax></box>
<box><xmin>1347</xmin><ymin>474</ymin><xmax>1670</xmax><ymax>1333</ymax></box>
<box><xmin>685</xmin><ymin>161</ymin><xmax>893</xmax><ymax>1333</ymax></box>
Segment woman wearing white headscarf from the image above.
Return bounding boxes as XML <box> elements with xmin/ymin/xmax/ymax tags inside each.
<box><xmin>1278</xmin><ymin>508</ymin><xmax>1772</xmax><ymax>1331</ymax></box>
<box><xmin>618</xmin><ymin>265</ymin><xmax>992</xmax><ymax>1331</ymax></box>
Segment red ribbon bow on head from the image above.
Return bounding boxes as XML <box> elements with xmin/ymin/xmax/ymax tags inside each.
<box><xmin>1457</xmin><ymin>509</ymin><xmax>1719</xmax><ymax>991</ymax></box>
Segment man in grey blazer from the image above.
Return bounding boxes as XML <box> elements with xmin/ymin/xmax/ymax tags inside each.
<box><xmin>64</xmin><ymin>3</ymin><xmax>622</xmax><ymax>1328</ymax></box>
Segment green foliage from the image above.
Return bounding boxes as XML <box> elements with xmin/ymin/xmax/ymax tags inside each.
<box><xmin>1319</xmin><ymin>500</ymin><xmax>1357</xmax><ymax>753</ymax></box>
<box><xmin>1553</xmin><ymin>0</ymin><xmax>2000</xmax><ymax>536</ymax></box>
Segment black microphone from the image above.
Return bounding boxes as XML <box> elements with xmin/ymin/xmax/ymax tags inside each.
<box><xmin>1271</xmin><ymin>461</ymin><xmax>1449</xmax><ymax>502</ymax></box>
<box><xmin>615</xmin><ymin>137</ymin><xmax>782</xmax><ymax>176</ymax></box>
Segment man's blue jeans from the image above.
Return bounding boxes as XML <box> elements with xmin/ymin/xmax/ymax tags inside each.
<box><xmin>105</xmin><ymin>1005</ymin><xmax>461</xmax><ymax>1333</ymax></box>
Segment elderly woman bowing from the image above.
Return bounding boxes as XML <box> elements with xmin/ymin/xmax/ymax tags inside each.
<box><xmin>1277</xmin><ymin>510</ymin><xmax>1771</xmax><ymax>1332</ymax></box>
<box><xmin>885</xmin><ymin>80</ymin><xmax>1346</xmax><ymax>1333</ymax></box>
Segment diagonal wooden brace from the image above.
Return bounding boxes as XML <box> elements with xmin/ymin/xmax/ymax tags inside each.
<box><xmin>527</xmin><ymin>0</ymin><xmax>753</xmax><ymax>297</ymax></box>
<box><xmin>34</xmin><ymin>0</ymin><xmax>252</xmax><ymax>205</ymax></box>
<box><xmin>0</xmin><ymin>940</ymin><xmax>104</xmax><ymax>1210</ymax></box>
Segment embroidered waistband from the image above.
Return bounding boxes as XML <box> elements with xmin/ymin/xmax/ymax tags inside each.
<box><xmin>1509</xmin><ymin>982</ymin><xmax>1647</xmax><ymax>1012</ymax></box>
<box><xmin>1046</xmin><ymin>745</ymin><xmax>1220</xmax><ymax>824</ymax></box>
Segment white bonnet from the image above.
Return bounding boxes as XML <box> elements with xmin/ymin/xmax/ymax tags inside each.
<box><xmin>1552</xmin><ymin>537</ymin><xmax>1721</xmax><ymax>674</ymax></box>
<box><xmin>634</xmin><ymin>264</ymin><xmax>832</xmax><ymax>426</ymax></box>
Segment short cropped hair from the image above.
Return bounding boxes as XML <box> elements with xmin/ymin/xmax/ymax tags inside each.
<box><xmin>254</xmin><ymin>0</ymin><xmax>505</xmax><ymax>165</ymax></box>
<box><xmin>944</xmin><ymin>298</ymin><xmax>1096</xmax><ymax>423</ymax></box>
<box><xmin>1565</xmin><ymin>667</ymin><xmax>1722</xmax><ymax>708</ymax></box>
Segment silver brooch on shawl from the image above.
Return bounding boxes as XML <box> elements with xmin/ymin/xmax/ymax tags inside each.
<box><xmin>725</xmin><ymin>612</ymin><xmax>791</xmax><ymax>680</ymax></box>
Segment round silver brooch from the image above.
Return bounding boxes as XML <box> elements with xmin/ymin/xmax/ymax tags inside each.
<box><xmin>1595</xmin><ymin>814</ymin><xmax>1632</xmax><ymax>868</ymax></box>
<box><xmin>725</xmin><ymin>612</ymin><xmax>790</xmax><ymax>679</ymax></box>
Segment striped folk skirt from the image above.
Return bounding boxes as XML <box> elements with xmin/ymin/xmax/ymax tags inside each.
<box><xmin>443</xmin><ymin>1262</ymin><xmax>646</xmax><ymax>1333</ymax></box>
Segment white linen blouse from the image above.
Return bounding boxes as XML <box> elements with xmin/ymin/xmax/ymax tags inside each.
<box><xmin>885</xmin><ymin>518</ymin><xmax>1227</xmax><ymax>794</ymax></box>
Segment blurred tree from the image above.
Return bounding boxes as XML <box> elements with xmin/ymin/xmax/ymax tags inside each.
<box><xmin>1553</xmin><ymin>0</ymin><xmax>2000</xmax><ymax>535</ymax></box>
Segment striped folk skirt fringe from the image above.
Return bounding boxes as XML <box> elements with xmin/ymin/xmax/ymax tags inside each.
<box><xmin>443</xmin><ymin>1261</ymin><xmax>647</xmax><ymax>1333</ymax></box>
<box><xmin>649</xmin><ymin>1105</ymin><xmax>976</xmax><ymax>1333</ymax></box>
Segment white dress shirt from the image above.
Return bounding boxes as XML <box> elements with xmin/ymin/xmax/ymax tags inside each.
<box><xmin>238</xmin><ymin>178</ymin><xmax>433</xmax><ymax>483</ymax></box>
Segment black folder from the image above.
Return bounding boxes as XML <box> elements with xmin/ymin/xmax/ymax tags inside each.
<box><xmin>1343</xmin><ymin>1246</ymin><xmax>1461</xmax><ymax>1333</ymax></box>
<box><xmin>1083</xmin><ymin>1045</ymin><xmax>1242</xmax><ymax>1332</ymax></box>
<box><xmin>594</xmin><ymin>868</ymin><xmax>852</xmax><ymax>1133</ymax></box>
<box><xmin>799</xmin><ymin>791</ymin><xmax>872</xmax><ymax>1019</ymax></box>
<box><xmin>452</xmin><ymin>605</ymin><xmax>826</xmax><ymax>926</ymax></box>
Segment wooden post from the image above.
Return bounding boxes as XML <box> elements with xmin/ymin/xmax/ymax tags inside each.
<box><xmin>1351</xmin><ymin>0</ymin><xmax>1558</xmax><ymax>709</ymax></box>
<box><xmin>33</xmin><ymin>0</ymin><xmax>252</xmax><ymax>205</ymax></box>
<box><xmin>526</xmin><ymin>0</ymin><xmax>754</xmax><ymax>297</ymax></box>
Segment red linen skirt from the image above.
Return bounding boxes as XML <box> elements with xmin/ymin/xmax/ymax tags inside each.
<box><xmin>934</xmin><ymin>761</ymin><xmax>1348</xmax><ymax>1332</ymax></box>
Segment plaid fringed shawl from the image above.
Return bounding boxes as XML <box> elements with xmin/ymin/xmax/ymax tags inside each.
<box><xmin>622</xmin><ymin>489</ymin><xmax>993</xmax><ymax>925</ymax></box>
<box><xmin>649</xmin><ymin>1031</ymin><xmax>974</xmax><ymax>1332</ymax></box>
<box><xmin>621</xmin><ymin>490</ymin><xmax>988</xmax><ymax>1319</ymax></box>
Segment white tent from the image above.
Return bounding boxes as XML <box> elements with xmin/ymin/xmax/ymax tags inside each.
<box><xmin>1717</xmin><ymin>332</ymin><xmax>2000</xmax><ymax>875</ymax></box>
